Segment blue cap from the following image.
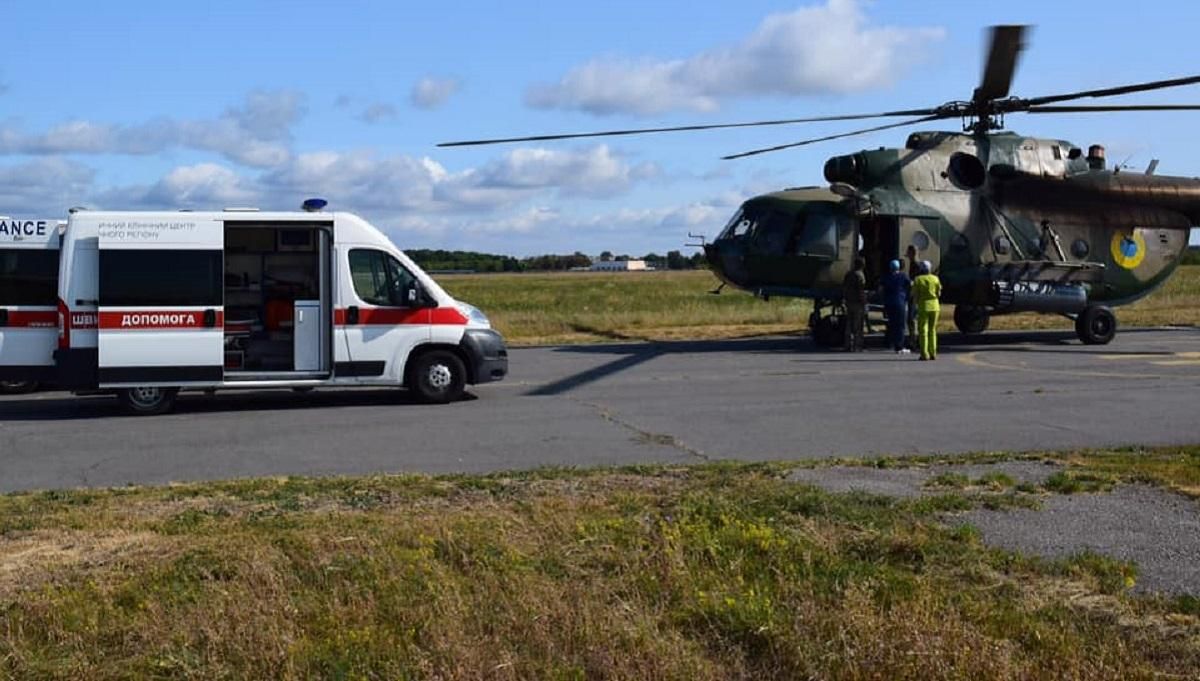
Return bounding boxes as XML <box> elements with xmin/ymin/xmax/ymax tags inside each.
<box><xmin>889</xmin><ymin>259</ymin><xmax>901</xmax><ymax>271</ymax></box>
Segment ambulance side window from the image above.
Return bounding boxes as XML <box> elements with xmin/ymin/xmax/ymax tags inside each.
<box><xmin>0</xmin><ymin>249</ymin><xmax>59</xmax><ymax>305</ymax></box>
<box><xmin>99</xmin><ymin>250</ymin><xmax>222</xmax><ymax>307</ymax></box>
<box><xmin>349</xmin><ymin>249</ymin><xmax>417</xmax><ymax>307</ymax></box>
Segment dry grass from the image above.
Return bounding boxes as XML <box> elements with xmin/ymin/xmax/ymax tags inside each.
<box><xmin>438</xmin><ymin>266</ymin><xmax>1200</xmax><ymax>345</ymax></box>
<box><xmin>3</xmin><ymin>449</ymin><xmax>1200</xmax><ymax>680</ymax></box>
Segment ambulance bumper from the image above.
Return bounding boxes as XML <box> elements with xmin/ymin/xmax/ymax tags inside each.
<box><xmin>460</xmin><ymin>329</ymin><xmax>508</xmax><ymax>384</ymax></box>
<box><xmin>0</xmin><ymin>364</ymin><xmax>54</xmax><ymax>386</ymax></box>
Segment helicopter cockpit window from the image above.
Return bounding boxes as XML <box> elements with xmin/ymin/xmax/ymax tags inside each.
<box><xmin>719</xmin><ymin>209</ymin><xmax>752</xmax><ymax>239</ymax></box>
<box><xmin>791</xmin><ymin>205</ymin><xmax>842</xmax><ymax>259</ymax></box>
<box><xmin>749</xmin><ymin>210</ymin><xmax>793</xmax><ymax>253</ymax></box>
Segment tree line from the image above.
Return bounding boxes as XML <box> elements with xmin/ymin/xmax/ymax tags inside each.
<box><xmin>407</xmin><ymin>249</ymin><xmax>707</xmax><ymax>272</ymax></box>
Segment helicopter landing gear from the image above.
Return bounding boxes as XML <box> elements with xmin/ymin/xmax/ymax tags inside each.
<box><xmin>809</xmin><ymin>302</ymin><xmax>846</xmax><ymax>348</ymax></box>
<box><xmin>1075</xmin><ymin>305</ymin><xmax>1117</xmax><ymax>345</ymax></box>
<box><xmin>953</xmin><ymin>305</ymin><xmax>990</xmax><ymax>335</ymax></box>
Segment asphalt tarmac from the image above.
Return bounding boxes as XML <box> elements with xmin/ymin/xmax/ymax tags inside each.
<box><xmin>3</xmin><ymin>327</ymin><xmax>1200</xmax><ymax>493</ymax></box>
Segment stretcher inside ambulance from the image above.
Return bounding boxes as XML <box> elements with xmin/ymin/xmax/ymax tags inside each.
<box><xmin>51</xmin><ymin>204</ymin><xmax>507</xmax><ymax>414</ymax></box>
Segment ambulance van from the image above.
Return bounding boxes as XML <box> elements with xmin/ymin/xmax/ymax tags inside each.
<box><xmin>0</xmin><ymin>217</ymin><xmax>62</xmax><ymax>393</ymax></box>
<box><xmin>52</xmin><ymin>203</ymin><xmax>508</xmax><ymax>414</ymax></box>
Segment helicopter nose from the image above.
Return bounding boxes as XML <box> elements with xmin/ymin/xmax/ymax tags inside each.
<box><xmin>705</xmin><ymin>240</ymin><xmax>749</xmax><ymax>287</ymax></box>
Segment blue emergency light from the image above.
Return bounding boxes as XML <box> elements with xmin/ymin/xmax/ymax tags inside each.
<box><xmin>302</xmin><ymin>198</ymin><xmax>328</xmax><ymax>212</ymax></box>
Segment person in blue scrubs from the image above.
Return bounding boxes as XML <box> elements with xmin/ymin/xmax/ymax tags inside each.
<box><xmin>879</xmin><ymin>259</ymin><xmax>912</xmax><ymax>354</ymax></box>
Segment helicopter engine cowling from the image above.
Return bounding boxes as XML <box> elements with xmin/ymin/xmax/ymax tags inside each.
<box><xmin>824</xmin><ymin>153</ymin><xmax>865</xmax><ymax>185</ymax></box>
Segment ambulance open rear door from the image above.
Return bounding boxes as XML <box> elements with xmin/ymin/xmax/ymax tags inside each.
<box><xmin>0</xmin><ymin>218</ymin><xmax>60</xmax><ymax>386</ymax></box>
<box><xmin>96</xmin><ymin>217</ymin><xmax>225</xmax><ymax>387</ymax></box>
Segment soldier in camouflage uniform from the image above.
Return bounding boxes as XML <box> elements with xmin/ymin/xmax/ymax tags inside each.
<box><xmin>842</xmin><ymin>257</ymin><xmax>867</xmax><ymax>352</ymax></box>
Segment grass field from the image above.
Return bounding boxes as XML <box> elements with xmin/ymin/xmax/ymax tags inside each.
<box><xmin>439</xmin><ymin>265</ymin><xmax>1200</xmax><ymax>345</ymax></box>
<box><xmin>2</xmin><ymin>446</ymin><xmax>1199</xmax><ymax>680</ymax></box>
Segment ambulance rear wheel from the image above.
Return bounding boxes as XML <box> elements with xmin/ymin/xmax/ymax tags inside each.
<box><xmin>407</xmin><ymin>350</ymin><xmax>466</xmax><ymax>404</ymax></box>
<box><xmin>0</xmin><ymin>380</ymin><xmax>39</xmax><ymax>394</ymax></box>
<box><xmin>117</xmin><ymin>386</ymin><xmax>178</xmax><ymax>415</ymax></box>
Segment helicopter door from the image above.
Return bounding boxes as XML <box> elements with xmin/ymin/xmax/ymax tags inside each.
<box><xmin>899</xmin><ymin>217</ymin><xmax>940</xmax><ymax>272</ymax></box>
<box><xmin>857</xmin><ymin>216</ymin><xmax>898</xmax><ymax>290</ymax></box>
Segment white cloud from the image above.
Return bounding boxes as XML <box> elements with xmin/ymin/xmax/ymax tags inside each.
<box><xmin>410</xmin><ymin>76</ymin><xmax>462</xmax><ymax>110</ymax></box>
<box><xmin>0</xmin><ymin>90</ymin><xmax>304</xmax><ymax>168</ymax></box>
<box><xmin>452</xmin><ymin>145</ymin><xmax>660</xmax><ymax>200</ymax></box>
<box><xmin>359</xmin><ymin>102</ymin><xmax>398</xmax><ymax>124</ymax></box>
<box><xmin>0</xmin><ymin>158</ymin><xmax>95</xmax><ymax>214</ymax></box>
<box><xmin>526</xmin><ymin>0</ymin><xmax>943</xmax><ymax>115</ymax></box>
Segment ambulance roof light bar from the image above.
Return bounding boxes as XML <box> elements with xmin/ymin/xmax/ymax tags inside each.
<box><xmin>302</xmin><ymin>198</ymin><xmax>328</xmax><ymax>212</ymax></box>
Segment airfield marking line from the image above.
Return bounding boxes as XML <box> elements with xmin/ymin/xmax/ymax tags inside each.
<box><xmin>1098</xmin><ymin>351</ymin><xmax>1200</xmax><ymax>361</ymax></box>
<box><xmin>955</xmin><ymin>351</ymin><xmax>1167</xmax><ymax>380</ymax></box>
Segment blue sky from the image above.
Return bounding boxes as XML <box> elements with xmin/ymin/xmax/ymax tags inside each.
<box><xmin>3</xmin><ymin>0</ymin><xmax>1199</xmax><ymax>255</ymax></box>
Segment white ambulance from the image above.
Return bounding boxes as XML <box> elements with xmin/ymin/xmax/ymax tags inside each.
<box><xmin>50</xmin><ymin>201</ymin><xmax>507</xmax><ymax>414</ymax></box>
<box><xmin>0</xmin><ymin>217</ymin><xmax>62</xmax><ymax>393</ymax></box>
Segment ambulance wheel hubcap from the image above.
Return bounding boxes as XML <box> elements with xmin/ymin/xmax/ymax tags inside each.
<box><xmin>130</xmin><ymin>387</ymin><xmax>163</xmax><ymax>406</ymax></box>
<box><xmin>427</xmin><ymin>364</ymin><xmax>453</xmax><ymax>389</ymax></box>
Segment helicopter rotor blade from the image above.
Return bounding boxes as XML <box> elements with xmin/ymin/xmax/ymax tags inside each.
<box><xmin>974</xmin><ymin>25</ymin><xmax>1027</xmax><ymax>103</ymax></box>
<box><xmin>721</xmin><ymin>115</ymin><xmax>943</xmax><ymax>160</ymax></box>
<box><xmin>1024</xmin><ymin>104</ymin><xmax>1200</xmax><ymax>113</ymax></box>
<box><xmin>1020</xmin><ymin>75</ymin><xmax>1200</xmax><ymax>108</ymax></box>
<box><xmin>437</xmin><ymin>109</ymin><xmax>939</xmax><ymax>147</ymax></box>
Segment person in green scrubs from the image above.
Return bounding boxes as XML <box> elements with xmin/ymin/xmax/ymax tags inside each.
<box><xmin>912</xmin><ymin>260</ymin><xmax>942</xmax><ymax>360</ymax></box>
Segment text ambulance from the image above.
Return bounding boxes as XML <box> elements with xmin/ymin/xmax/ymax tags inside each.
<box><xmin>45</xmin><ymin>204</ymin><xmax>507</xmax><ymax>414</ymax></box>
<box><xmin>0</xmin><ymin>217</ymin><xmax>62</xmax><ymax>393</ymax></box>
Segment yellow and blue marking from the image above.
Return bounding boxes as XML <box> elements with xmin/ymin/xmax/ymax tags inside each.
<box><xmin>1110</xmin><ymin>229</ymin><xmax>1146</xmax><ymax>269</ymax></box>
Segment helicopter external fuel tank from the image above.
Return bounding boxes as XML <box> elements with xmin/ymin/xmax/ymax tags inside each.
<box><xmin>995</xmin><ymin>282</ymin><xmax>1089</xmax><ymax>315</ymax></box>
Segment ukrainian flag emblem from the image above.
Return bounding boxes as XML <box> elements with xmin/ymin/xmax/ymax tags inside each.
<box><xmin>1110</xmin><ymin>229</ymin><xmax>1146</xmax><ymax>269</ymax></box>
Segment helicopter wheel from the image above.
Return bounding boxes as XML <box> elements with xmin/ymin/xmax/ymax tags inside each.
<box><xmin>953</xmin><ymin>305</ymin><xmax>990</xmax><ymax>335</ymax></box>
<box><xmin>1075</xmin><ymin>306</ymin><xmax>1117</xmax><ymax>345</ymax></box>
<box><xmin>811</xmin><ymin>314</ymin><xmax>845</xmax><ymax>348</ymax></box>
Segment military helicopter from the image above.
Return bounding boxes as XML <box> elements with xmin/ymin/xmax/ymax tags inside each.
<box><xmin>441</xmin><ymin>25</ymin><xmax>1200</xmax><ymax>346</ymax></box>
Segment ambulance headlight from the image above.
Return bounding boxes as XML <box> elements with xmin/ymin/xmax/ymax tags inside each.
<box><xmin>457</xmin><ymin>302</ymin><xmax>490</xmax><ymax>327</ymax></box>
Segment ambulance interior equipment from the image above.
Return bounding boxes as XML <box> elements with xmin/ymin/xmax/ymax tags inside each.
<box><xmin>223</xmin><ymin>225</ymin><xmax>327</xmax><ymax>376</ymax></box>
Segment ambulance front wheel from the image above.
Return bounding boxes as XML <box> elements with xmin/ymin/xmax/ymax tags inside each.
<box><xmin>407</xmin><ymin>350</ymin><xmax>466</xmax><ymax>404</ymax></box>
<box><xmin>117</xmin><ymin>386</ymin><xmax>179</xmax><ymax>415</ymax></box>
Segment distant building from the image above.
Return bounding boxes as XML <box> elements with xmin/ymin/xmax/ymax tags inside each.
<box><xmin>591</xmin><ymin>259</ymin><xmax>649</xmax><ymax>272</ymax></box>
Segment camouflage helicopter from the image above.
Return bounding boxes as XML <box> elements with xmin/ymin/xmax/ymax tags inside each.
<box><xmin>441</xmin><ymin>26</ymin><xmax>1200</xmax><ymax>346</ymax></box>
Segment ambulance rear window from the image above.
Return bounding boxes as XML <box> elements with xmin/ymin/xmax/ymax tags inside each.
<box><xmin>0</xmin><ymin>249</ymin><xmax>59</xmax><ymax>306</ymax></box>
<box><xmin>99</xmin><ymin>250</ymin><xmax>223</xmax><ymax>307</ymax></box>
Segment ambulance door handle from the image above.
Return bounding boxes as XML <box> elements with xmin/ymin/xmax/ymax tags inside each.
<box><xmin>346</xmin><ymin>306</ymin><xmax>360</xmax><ymax>325</ymax></box>
<box><xmin>203</xmin><ymin>309</ymin><xmax>217</xmax><ymax>328</ymax></box>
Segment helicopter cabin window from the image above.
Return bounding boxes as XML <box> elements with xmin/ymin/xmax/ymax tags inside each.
<box><xmin>790</xmin><ymin>206</ymin><xmax>841</xmax><ymax>259</ymax></box>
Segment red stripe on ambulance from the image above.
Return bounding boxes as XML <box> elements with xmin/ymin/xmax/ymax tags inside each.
<box><xmin>2</xmin><ymin>310</ymin><xmax>58</xmax><ymax>328</ymax></box>
<box><xmin>334</xmin><ymin>307</ymin><xmax>468</xmax><ymax>326</ymax></box>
